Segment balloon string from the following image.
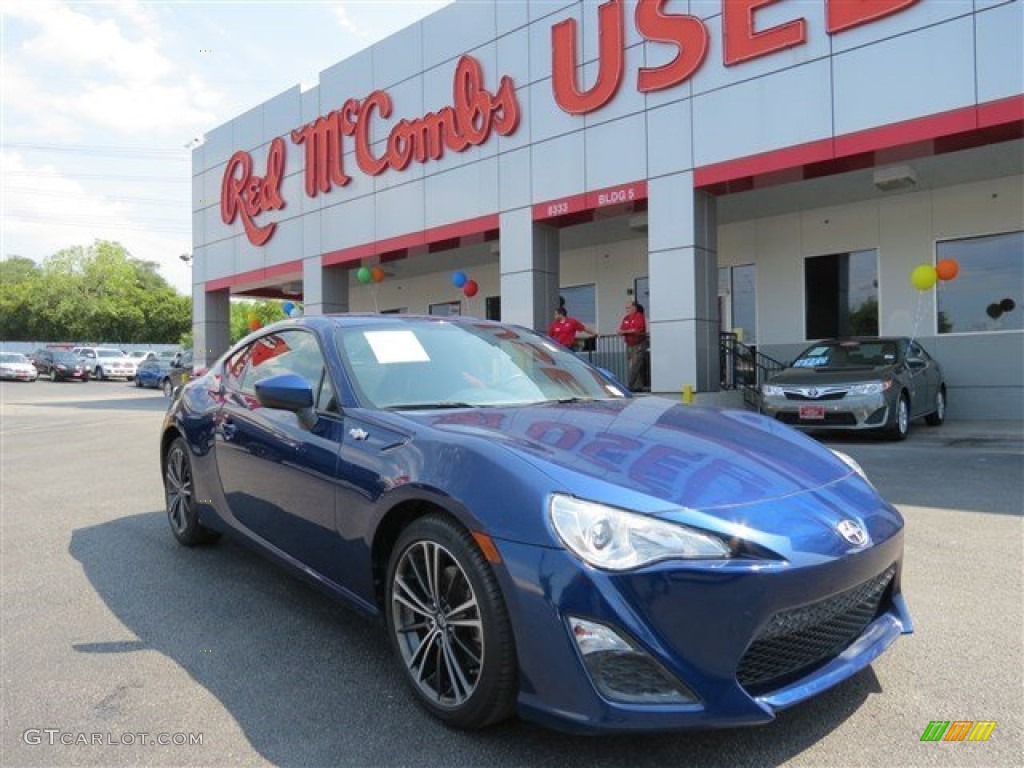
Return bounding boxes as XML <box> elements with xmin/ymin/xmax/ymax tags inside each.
<box><xmin>909</xmin><ymin>289</ymin><xmax>925</xmax><ymax>345</ymax></box>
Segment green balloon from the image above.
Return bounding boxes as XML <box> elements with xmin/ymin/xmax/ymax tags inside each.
<box><xmin>356</xmin><ymin>267</ymin><xmax>372</xmax><ymax>284</ymax></box>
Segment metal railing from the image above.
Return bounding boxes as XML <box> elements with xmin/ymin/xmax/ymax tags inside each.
<box><xmin>576</xmin><ymin>334</ymin><xmax>642</xmax><ymax>390</ymax></box>
<box><xmin>719</xmin><ymin>333</ymin><xmax>786</xmax><ymax>409</ymax></box>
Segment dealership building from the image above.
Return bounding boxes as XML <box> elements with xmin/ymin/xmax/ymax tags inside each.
<box><xmin>190</xmin><ymin>0</ymin><xmax>1023</xmax><ymax>420</ymax></box>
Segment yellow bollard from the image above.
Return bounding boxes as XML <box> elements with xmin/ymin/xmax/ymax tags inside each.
<box><xmin>682</xmin><ymin>384</ymin><xmax>695</xmax><ymax>404</ymax></box>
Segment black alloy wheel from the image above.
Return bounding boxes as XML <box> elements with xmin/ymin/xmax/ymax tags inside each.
<box><xmin>385</xmin><ymin>515</ymin><xmax>517</xmax><ymax>729</ymax></box>
<box><xmin>163</xmin><ymin>437</ymin><xmax>219</xmax><ymax>546</ymax></box>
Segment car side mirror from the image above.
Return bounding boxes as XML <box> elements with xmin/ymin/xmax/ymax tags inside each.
<box><xmin>255</xmin><ymin>374</ymin><xmax>317</xmax><ymax>429</ymax></box>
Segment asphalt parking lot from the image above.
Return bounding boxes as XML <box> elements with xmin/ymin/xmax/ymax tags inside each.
<box><xmin>1</xmin><ymin>379</ymin><xmax>1021</xmax><ymax>767</ymax></box>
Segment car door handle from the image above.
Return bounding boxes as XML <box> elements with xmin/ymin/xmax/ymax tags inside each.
<box><xmin>220</xmin><ymin>417</ymin><xmax>237</xmax><ymax>441</ymax></box>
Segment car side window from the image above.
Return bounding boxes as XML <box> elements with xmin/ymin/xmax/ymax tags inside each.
<box><xmin>239</xmin><ymin>330</ymin><xmax>336</xmax><ymax>412</ymax></box>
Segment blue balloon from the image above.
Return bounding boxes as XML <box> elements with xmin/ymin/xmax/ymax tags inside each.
<box><xmin>282</xmin><ymin>301</ymin><xmax>294</xmax><ymax>315</ymax></box>
<box><xmin>452</xmin><ymin>270</ymin><xmax>467</xmax><ymax>288</ymax></box>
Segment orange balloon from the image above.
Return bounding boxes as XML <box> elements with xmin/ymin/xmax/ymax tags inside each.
<box><xmin>936</xmin><ymin>258</ymin><xmax>959</xmax><ymax>281</ymax></box>
<box><xmin>371</xmin><ymin>266</ymin><xmax>385</xmax><ymax>283</ymax></box>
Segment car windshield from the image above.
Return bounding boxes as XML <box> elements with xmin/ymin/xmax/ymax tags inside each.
<box><xmin>336</xmin><ymin>319</ymin><xmax>627</xmax><ymax>409</ymax></box>
<box><xmin>792</xmin><ymin>341</ymin><xmax>898</xmax><ymax>369</ymax></box>
<box><xmin>53</xmin><ymin>352</ymin><xmax>80</xmax><ymax>364</ymax></box>
<box><xmin>97</xmin><ymin>349</ymin><xmax>123</xmax><ymax>358</ymax></box>
<box><xmin>1</xmin><ymin>353</ymin><xmax>28</xmax><ymax>363</ymax></box>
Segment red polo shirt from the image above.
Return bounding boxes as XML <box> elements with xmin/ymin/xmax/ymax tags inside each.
<box><xmin>619</xmin><ymin>312</ymin><xmax>646</xmax><ymax>346</ymax></box>
<box><xmin>548</xmin><ymin>317</ymin><xmax>586</xmax><ymax>348</ymax></box>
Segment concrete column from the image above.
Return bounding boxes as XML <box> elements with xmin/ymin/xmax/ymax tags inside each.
<box><xmin>303</xmin><ymin>257</ymin><xmax>349</xmax><ymax>316</ymax></box>
<box><xmin>498</xmin><ymin>208</ymin><xmax>560</xmax><ymax>331</ymax></box>
<box><xmin>647</xmin><ymin>173</ymin><xmax>719</xmax><ymax>394</ymax></box>
<box><xmin>194</xmin><ymin>286</ymin><xmax>231</xmax><ymax>368</ymax></box>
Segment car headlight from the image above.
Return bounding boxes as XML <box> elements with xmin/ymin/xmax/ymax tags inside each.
<box><xmin>761</xmin><ymin>384</ymin><xmax>783</xmax><ymax>396</ymax></box>
<box><xmin>830</xmin><ymin>449</ymin><xmax>874</xmax><ymax>488</ymax></box>
<box><xmin>549</xmin><ymin>494</ymin><xmax>729</xmax><ymax>571</ymax></box>
<box><xmin>849</xmin><ymin>380</ymin><xmax>892</xmax><ymax>395</ymax></box>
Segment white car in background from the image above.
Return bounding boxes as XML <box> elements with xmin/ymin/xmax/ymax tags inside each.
<box><xmin>74</xmin><ymin>347</ymin><xmax>137</xmax><ymax>381</ymax></box>
<box><xmin>0</xmin><ymin>352</ymin><xmax>39</xmax><ymax>382</ymax></box>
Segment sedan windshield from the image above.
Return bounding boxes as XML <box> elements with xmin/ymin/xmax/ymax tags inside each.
<box><xmin>792</xmin><ymin>341</ymin><xmax>898</xmax><ymax>369</ymax></box>
<box><xmin>336</xmin><ymin>320</ymin><xmax>627</xmax><ymax>408</ymax></box>
<box><xmin>1</xmin><ymin>353</ymin><xmax>29</xmax><ymax>363</ymax></box>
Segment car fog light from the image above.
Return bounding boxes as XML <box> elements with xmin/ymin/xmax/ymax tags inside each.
<box><xmin>568</xmin><ymin>617</ymin><xmax>698</xmax><ymax>705</ymax></box>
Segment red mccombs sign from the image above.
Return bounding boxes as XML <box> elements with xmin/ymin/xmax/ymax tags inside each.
<box><xmin>221</xmin><ymin>0</ymin><xmax>917</xmax><ymax>246</ymax></box>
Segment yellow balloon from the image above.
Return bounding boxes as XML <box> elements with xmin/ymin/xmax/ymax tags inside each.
<box><xmin>910</xmin><ymin>264</ymin><xmax>938</xmax><ymax>291</ymax></box>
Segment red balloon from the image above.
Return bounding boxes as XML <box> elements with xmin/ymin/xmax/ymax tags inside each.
<box><xmin>371</xmin><ymin>266</ymin><xmax>385</xmax><ymax>283</ymax></box>
<box><xmin>462</xmin><ymin>279</ymin><xmax>479</xmax><ymax>298</ymax></box>
<box><xmin>936</xmin><ymin>258</ymin><xmax>959</xmax><ymax>281</ymax></box>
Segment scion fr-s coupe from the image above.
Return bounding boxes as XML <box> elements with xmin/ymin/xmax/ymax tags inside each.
<box><xmin>160</xmin><ymin>315</ymin><xmax>912</xmax><ymax>733</ymax></box>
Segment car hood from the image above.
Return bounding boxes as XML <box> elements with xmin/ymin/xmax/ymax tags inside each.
<box><xmin>769</xmin><ymin>365</ymin><xmax>897</xmax><ymax>386</ymax></box>
<box><xmin>412</xmin><ymin>397</ymin><xmax>859</xmax><ymax>513</ymax></box>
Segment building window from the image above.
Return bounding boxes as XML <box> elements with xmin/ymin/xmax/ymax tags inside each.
<box><xmin>561</xmin><ymin>284</ymin><xmax>596</xmax><ymax>327</ymax></box>
<box><xmin>429</xmin><ymin>301</ymin><xmax>461</xmax><ymax>317</ymax></box>
<box><xmin>719</xmin><ymin>264</ymin><xmax>757</xmax><ymax>344</ymax></box>
<box><xmin>936</xmin><ymin>231</ymin><xmax>1023</xmax><ymax>334</ymax></box>
<box><xmin>804</xmin><ymin>249</ymin><xmax>878</xmax><ymax>339</ymax></box>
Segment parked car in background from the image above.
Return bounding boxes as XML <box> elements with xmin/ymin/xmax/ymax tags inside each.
<box><xmin>28</xmin><ymin>349</ymin><xmax>74</xmax><ymax>378</ymax></box>
<box><xmin>0</xmin><ymin>352</ymin><xmax>39</xmax><ymax>382</ymax></box>
<box><xmin>135</xmin><ymin>358</ymin><xmax>177</xmax><ymax>395</ymax></box>
<box><xmin>166</xmin><ymin>350</ymin><xmax>194</xmax><ymax>394</ymax></box>
<box><xmin>74</xmin><ymin>347</ymin><xmax>136</xmax><ymax>381</ymax></box>
<box><xmin>44</xmin><ymin>351</ymin><xmax>90</xmax><ymax>382</ymax></box>
<box><xmin>160</xmin><ymin>315</ymin><xmax>912</xmax><ymax>732</ymax></box>
<box><xmin>760</xmin><ymin>336</ymin><xmax>945</xmax><ymax>440</ymax></box>
<box><xmin>127</xmin><ymin>350</ymin><xmax>158</xmax><ymax>363</ymax></box>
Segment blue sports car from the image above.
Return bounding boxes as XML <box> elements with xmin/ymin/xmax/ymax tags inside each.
<box><xmin>160</xmin><ymin>315</ymin><xmax>912</xmax><ymax>732</ymax></box>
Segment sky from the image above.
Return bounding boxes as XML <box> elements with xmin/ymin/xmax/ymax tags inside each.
<box><xmin>1</xmin><ymin>0</ymin><xmax>453</xmax><ymax>294</ymax></box>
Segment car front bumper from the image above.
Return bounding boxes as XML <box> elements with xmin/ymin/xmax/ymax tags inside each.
<box><xmin>493</xmin><ymin>532</ymin><xmax>910</xmax><ymax>733</ymax></box>
<box><xmin>761</xmin><ymin>392</ymin><xmax>893</xmax><ymax>430</ymax></box>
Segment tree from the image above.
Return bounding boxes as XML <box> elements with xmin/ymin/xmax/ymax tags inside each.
<box><xmin>0</xmin><ymin>240</ymin><xmax>191</xmax><ymax>343</ymax></box>
<box><xmin>229</xmin><ymin>299</ymin><xmax>290</xmax><ymax>343</ymax></box>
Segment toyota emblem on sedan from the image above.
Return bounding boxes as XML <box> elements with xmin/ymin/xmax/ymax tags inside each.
<box><xmin>837</xmin><ymin>520</ymin><xmax>870</xmax><ymax>547</ymax></box>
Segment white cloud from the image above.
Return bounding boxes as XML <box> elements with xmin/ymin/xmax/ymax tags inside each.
<box><xmin>4</xmin><ymin>0</ymin><xmax>223</xmax><ymax>140</ymax></box>
<box><xmin>331</xmin><ymin>5</ymin><xmax>369</xmax><ymax>39</ymax></box>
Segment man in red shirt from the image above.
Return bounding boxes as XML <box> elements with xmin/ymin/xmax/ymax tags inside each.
<box><xmin>618</xmin><ymin>301</ymin><xmax>648</xmax><ymax>390</ymax></box>
<box><xmin>548</xmin><ymin>307</ymin><xmax>594</xmax><ymax>350</ymax></box>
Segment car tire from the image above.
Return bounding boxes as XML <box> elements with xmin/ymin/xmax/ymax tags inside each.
<box><xmin>162</xmin><ymin>378</ymin><xmax>173</xmax><ymax>397</ymax></box>
<box><xmin>385</xmin><ymin>515</ymin><xmax>517</xmax><ymax>730</ymax></box>
<box><xmin>50</xmin><ymin>370</ymin><xmax>57</xmax><ymax>382</ymax></box>
<box><xmin>925</xmin><ymin>387</ymin><xmax>946</xmax><ymax>426</ymax></box>
<box><xmin>135</xmin><ymin>376</ymin><xmax>142</xmax><ymax>388</ymax></box>
<box><xmin>163</xmin><ymin>437</ymin><xmax>220</xmax><ymax>547</ymax></box>
<box><xmin>94</xmin><ymin>366</ymin><xmax>104</xmax><ymax>381</ymax></box>
<box><xmin>886</xmin><ymin>393</ymin><xmax>910</xmax><ymax>441</ymax></box>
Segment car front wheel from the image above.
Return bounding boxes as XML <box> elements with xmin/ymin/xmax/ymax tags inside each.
<box><xmin>925</xmin><ymin>387</ymin><xmax>946</xmax><ymax>426</ymax></box>
<box><xmin>886</xmin><ymin>393</ymin><xmax>910</xmax><ymax>441</ymax></box>
<box><xmin>94</xmin><ymin>367</ymin><xmax>104</xmax><ymax>381</ymax></box>
<box><xmin>163</xmin><ymin>437</ymin><xmax>219</xmax><ymax>546</ymax></box>
<box><xmin>385</xmin><ymin>515</ymin><xmax>517</xmax><ymax>729</ymax></box>
<box><xmin>162</xmin><ymin>378</ymin><xmax>173</xmax><ymax>397</ymax></box>
<box><xmin>50</xmin><ymin>370</ymin><xmax>57</xmax><ymax>382</ymax></box>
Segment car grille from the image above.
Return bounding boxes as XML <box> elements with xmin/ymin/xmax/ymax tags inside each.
<box><xmin>784</xmin><ymin>391</ymin><xmax>847</xmax><ymax>401</ymax></box>
<box><xmin>737</xmin><ymin>564</ymin><xmax>897</xmax><ymax>695</ymax></box>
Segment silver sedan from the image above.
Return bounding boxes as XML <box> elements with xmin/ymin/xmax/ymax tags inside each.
<box><xmin>760</xmin><ymin>337</ymin><xmax>946</xmax><ymax>440</ymax></box>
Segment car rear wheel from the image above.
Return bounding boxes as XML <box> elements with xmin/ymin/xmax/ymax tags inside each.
<box><xmin>164</xmin><ymin>437</ymin><xmax>219</xmax><ymax>546</ymax></box>
<box><xmin>50</xmin><ymin>370</ymin><xmax>57</xmax><ymax>382</ymax></box>
<box><xmin>925</xmin><ymin>387</ymin><xmax>946</xmax><ymax>426</ymax></box>
<box><xmin>886</xmin><ymin>393</ymin><xmax>910</xmax><ymax>441</ymax></box>
<box><xmin>94</xmin><ymin>366</ymin><xmax>104</xmax><ymax>381</ymax></box>
<box><xmin>385</xmin><ymin>515</ymin><xmax>517</xmax><ymax>729</ymax></box>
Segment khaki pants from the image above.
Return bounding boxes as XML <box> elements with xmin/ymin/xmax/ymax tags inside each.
<box><xmin>626</xmin><ymin>342</ymin><xmax>647</xmax><ymax>391</ymax></box>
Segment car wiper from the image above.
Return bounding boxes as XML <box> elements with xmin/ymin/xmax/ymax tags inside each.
<box><xmin>386</xmin><ymin>401</ymin><xmax>476</xmax><ymax>410</ymax></box>
<box><xmin>548</xmin><ymin>396</ymin><xmax>598</xmax><ymax>404</ymax></box>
